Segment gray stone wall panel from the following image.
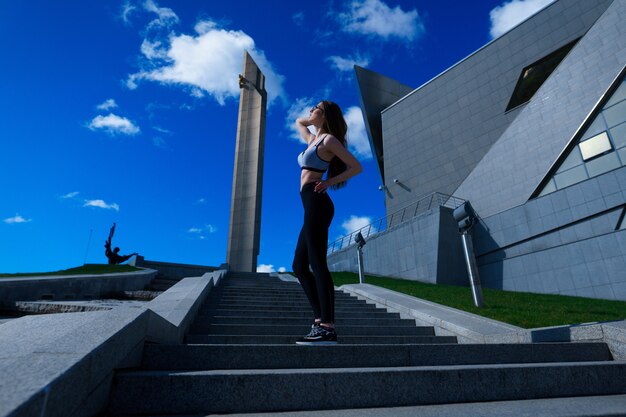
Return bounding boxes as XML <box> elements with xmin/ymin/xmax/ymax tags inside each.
<box><xmin>455</xmin><ymin>0</ymin><xmax>626</xmax><ymax>216</ymax></box>
<box><xmin>381</xmin><ymin>0</ymin><xmax>613</xmax><ymax>216</ymax></box>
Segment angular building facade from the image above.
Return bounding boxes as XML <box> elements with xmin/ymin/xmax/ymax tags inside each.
<box><xmin>328</xmin><ymin>0</ymin><xmax>626</xmax><ymax>301</ymax></box>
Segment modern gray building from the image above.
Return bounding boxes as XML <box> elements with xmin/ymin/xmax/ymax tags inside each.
<box><xmin>328</xmin><ymin>0</ymin><xmax>626</xmax><ymax>301</ymax></box>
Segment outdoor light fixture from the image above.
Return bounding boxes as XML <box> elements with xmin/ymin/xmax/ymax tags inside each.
<box><xmin>355</xmin><ymin>231</ymin><xmax>366</xmax><ymax>284</ymax></box>
<box><xmin>452</xmin><ymin>201</ymin><xmax>484</xmax><ymax>308</ymax></box>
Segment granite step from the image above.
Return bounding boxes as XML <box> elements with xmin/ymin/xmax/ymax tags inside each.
<box><xmin>203</xmin><ymin>309</ymin><xmax>400</xmax><ymax>319</ymax></box>
<box><xmin>212</xmin><ymin>294</ymin><xmax>357</xmax><ymax>301</ymax></box>
<box><xmin>199</xmin><ymin>304</ymin><xmax>382</xmax><ymax>312</ymax></box>
<box><xmin>141</xmin><ymin>342</ymin><xmax>613</xmax><ymax>370</ymax></box>
<box><xmin>209</xmin><ymin>296</ymin><xmax>368</xmax><ymax>305</ymax></box>
<box><xmin>204</xmin><ymin>316</ymin><xmax>415</xmax><ymax>326</ymax></box>
<box><xmin>193</xmin><ymin>323</ymin><xmax>434</xmax><ymax>336</ymax></box>
<box><xmin>107</xmin><ymin>361</ymin><xmax>626</xmax><ymax>415</ymax></box>
<box><xmin>160</xmin><ymin>394</ymin><xmax>626</xmax><ymax>417</ymax></box>
<box><xmin>184</xmin><ymin>334</ymin><xmax>458</xmax><ymax>345</ymax></box>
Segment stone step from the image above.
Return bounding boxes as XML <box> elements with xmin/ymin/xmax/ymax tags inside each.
<box><xmin>208</xmin><ymin>295</ymin><xmax>367</xmax><ymax>305</ymax></box>
<box><xmin>205</xmin><ymin>299</ymin><xmax>371</xmax><ymax>308</ymax></box>
<box><xmin>141</xmin><ymin>343</ymin><xmax>613</xmax><ymax>371</ymax></box>
<box><xmin>218</xmin><ymin>288</ymin><xmax>307</xmax><ymax>294</ymax></box>
<box><xmin>213</xmin><ymin>293</ymin><xmax>357</xmax><ymax>301</ymax></box>
<box><xmin>220</xmin><ymin>281</ymin><xmax>294</xmax><ymax>288</ymax></box>
<box><xmin>192</xmin><ymin>323</ymin><xmax>434</xmax><ymax>336</ymax></box>
<box><xmin>107</xmin><ymin>361</ymin><xmax>626</xmax><ymax>415</ymax></box>
<box><xmin>205</xmin><ymin>316</ymin><xmax>416</xmax><ymax>326</ymax></box>
<box><xmin>184</xmin><ymin>334</ymin><xmax>457</xmax><ymax>345</ymax></box>
<box><xmin>200</xmin><ymin>303</ymin><xmax>382</xmax><ymax>312</ymax></box>
<box><xmin>204</xmin><ymin>309</ymin><xmax>400</xmax><ymax>319</ymax></box>
<box><xmin>163</xmin><ymin>394</ymin><xmax>626</xmax><ymax>417</ymax></box>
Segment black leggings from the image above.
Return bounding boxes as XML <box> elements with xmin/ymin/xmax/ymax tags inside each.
<box><xmin>292</xmin><ymin>182</ymin><xmax>335</xmax><ymax>323</ymax></box>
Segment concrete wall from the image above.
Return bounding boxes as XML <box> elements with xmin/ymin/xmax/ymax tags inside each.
<box><xmin>134</xmin><ymin>258</ymin><xmax>218</xmax><ymax>280</ymax></box>
<box><xmin>0</xmin><ymin>269</ymin><xmax>227</xmax><ymax>417</ymax></box>
<box><xmin>0</xmin><ymin>268</ymin><xmax>157</xmax><ymax>309</ymax></box>
<box><xmin>381</xmin><ymin>0</ymin><xmax>613</xmax><ymax>216</ymax></box>
<box><xmin>474</xmin><ymin>166</ymin><xmax>626</xmax><ymax>301</ymax></box>
<box><xmin>328</xmin><ymin>206</ymin><xmax>467</xmax><ymax>286</ymax></box>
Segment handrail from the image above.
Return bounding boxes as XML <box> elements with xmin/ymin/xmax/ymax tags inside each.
<box><xmin>327</xmin><ymin>192</ymin><xmax>466</xmax><ymax>254</ymax></box>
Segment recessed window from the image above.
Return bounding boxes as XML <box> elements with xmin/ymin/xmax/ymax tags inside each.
<box><xmin>506</xmin><ymin>39</ymin><xmax>578</xmax><ymax>111</ymax></box>
<box><xmin>579</xmin><ymin>132</ymin><xmax>612</xmax><ymax>161</ymax></box>
<box><xmin>533</xmin><ymin>68</ymin><xmax>626</xmax><ymax>198</ymax></box>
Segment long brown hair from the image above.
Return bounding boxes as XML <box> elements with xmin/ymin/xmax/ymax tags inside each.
<box><xmin>319</xmin><ymin>100</ymin><xmax>348</xmax><ymax>190</ymax></box>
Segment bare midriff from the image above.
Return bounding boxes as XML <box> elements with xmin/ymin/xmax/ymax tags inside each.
<box><xmin>300</xmin><ymin>169</ymin><xmax>324</xmax><ymax>191</ymax></box>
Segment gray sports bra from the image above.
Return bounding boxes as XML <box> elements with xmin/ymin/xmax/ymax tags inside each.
<box><xmin>298</xmin><ymin>134</ymin><xmax>331</xmax><ymax>173</ymax></box>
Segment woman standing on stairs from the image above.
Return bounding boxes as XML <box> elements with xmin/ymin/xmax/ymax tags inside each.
<box><xmin>292</xmin><ymin>100</ymin><xmax>362</xmax><ymax>345</ymax></box>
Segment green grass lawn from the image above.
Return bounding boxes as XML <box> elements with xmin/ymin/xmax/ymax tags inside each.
<box><xmin>0</xmin><ymin>264</ymin><xmax>140</xmax><ymax>278</ymax></box>
<box><xmin>332</xmin><ymin>271</ymin><xmax>626</xmax><ymax>329</ymax></box>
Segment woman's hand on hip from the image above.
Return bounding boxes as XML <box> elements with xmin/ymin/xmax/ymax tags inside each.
<box><xmin>314</xmin><ymin>180</ymin><xmax>329</xmax><ymax>193</ymax></box>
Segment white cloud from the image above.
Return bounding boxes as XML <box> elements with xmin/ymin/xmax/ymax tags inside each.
<box><xmin>152</xmin><ymin>137</ymin><xmax>167</xmax><ymax>148</ymax></box>
<box><xmin>96</xmin><ymin>99</ymin><xmax>118</xmax><ymax>111</ymax></box>
<box><xmin>83</xmin><ymin>200</ymin><xmax>120</xmax><ymax>211</ymax></box>
<box><xmin>144</xmin><ymin>0</ymin><xmax>179</xmax><ymax>30</ymax></box>
<box><xmin>4</xmin><ymin>214</ymin><xmax>31</xmax><ymax>224</ymax></box>
<box><xmin>152</xmin><ymin>126</ymin><xmax>172</xmax><ymax>134</ymax></box>
<box><xmin>140</xmin><ymin>39</ymin><xmax>167</xmax><ymax>60</ymax></box>
<box><xmin>344</xmin><ymin>106</ymin><xmax>372</xmax><ymax>159</ymax></box>
<box><xmin>88</xmin><ymin>113</ymin><xmax>140</xmax><ymax>136</ymax></box>
<box><xmin>61</xmin><ymin>191</ymin><xmax>80</xmax><ymax>199</ymax></box>
<box><xmin>292</xmin><ymin>12</ymin><xmax>305</xmax><ymax>27</ymax></box>
<box><xmin>341</xmin><ymin>215</ymin><xmax>372</xmax><ymax>235</ymax></box>
<box><xmin>326</xmin><ymin>55</ymin><xmax>370</xmax><ymax>72</ymax></box>
<box><xmin>338</xmin><ymin>0</ymin><xmax>424</xmax><ymax>41</ymax></box>
<box><xmin>187</xmin><ymin>224</ymin><xmax>217</xmax><ymax>239</ymax></box>
<box><xmin>120</xmin><ymin>1</ymin><xmax>136</xmax><ymax>24</ymax></box>
<box><xmin>257</xmin><ymin>264</ymin><xmax>285</xmax><ymax>273</ymax></box>
<box><xmin>127</xmin><ymin>19</ymin><xmax>286</xmax><ymax>106</ymax></box>
<box><xmin>285</xmin><ymin>97</ymin><xmax>316</xmax><ymax>142</ymax></box>
<box><xmin>489</xmin><ymin>0</ymin><xmax>555</xmax><ymax>39</ymax></box>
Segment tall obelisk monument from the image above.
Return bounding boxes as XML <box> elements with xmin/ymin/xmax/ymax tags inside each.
<box><xmin>226</xmin><ymin>50</ymin><xmax>267</xmax><ymax>272</ymax></box>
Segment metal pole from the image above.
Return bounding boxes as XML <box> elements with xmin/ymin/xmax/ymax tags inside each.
<box><xmin>460</xmin><ymin>231</ymin><xmax>484</xmax><ymax>307</ymax></box>
<box><xmin>357</xmin><ymin>246</ymin><xmax>365</xmax><ymax>284</ymax></box>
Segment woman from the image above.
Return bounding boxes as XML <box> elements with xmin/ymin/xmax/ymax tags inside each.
<box><xmin>293</xmin><ymin>100</ymin><xmax>362</xmax><ymax>345</ymax></box>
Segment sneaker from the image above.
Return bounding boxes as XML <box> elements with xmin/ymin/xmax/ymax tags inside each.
<box><xmin>296</xmin><ymin>325</ymin><xmax>338</xmax><ymax>345</ymax></box>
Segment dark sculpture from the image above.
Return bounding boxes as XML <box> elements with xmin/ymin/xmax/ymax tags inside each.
<box><xmin>104</xmin><ymin>223</ymin><xmax>138</xmax><ymax>265</ymax></box>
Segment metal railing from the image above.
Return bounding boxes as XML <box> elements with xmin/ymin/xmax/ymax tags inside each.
<box><xmin>327</xmin><ymin>192</ymin><xmax>466</xmax><ymax>255</ymax></box>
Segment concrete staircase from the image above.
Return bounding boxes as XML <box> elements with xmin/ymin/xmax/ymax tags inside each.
<box><xmin>105</xmin><ymin>272</ymin><xmax>626</xmax><ymax>416</ymax></box>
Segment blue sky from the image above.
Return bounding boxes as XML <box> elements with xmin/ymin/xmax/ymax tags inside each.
<box><xmin>0</xmin><ymin>0</ymin><xmax>554</xmax><ymax>273</ymax></box>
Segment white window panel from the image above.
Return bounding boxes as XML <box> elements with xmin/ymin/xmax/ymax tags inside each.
<box><xmin>579</xmin><ymin>132</ymin><xmax>612</xmax><ymax>161</ymax></box>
